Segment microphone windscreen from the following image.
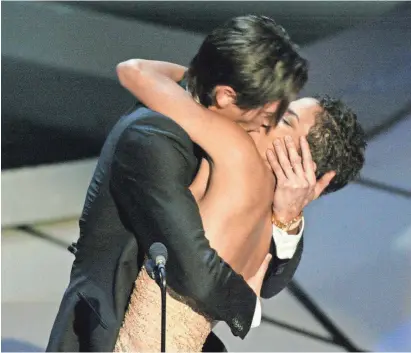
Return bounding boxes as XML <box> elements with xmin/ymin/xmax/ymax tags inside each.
<box><xmin>149</xmin><ymin>242</ymin><xmax>168</xmax><ymax>263</ymax></box>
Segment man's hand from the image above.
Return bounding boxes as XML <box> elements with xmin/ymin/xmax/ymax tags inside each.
<box><xmin>246</xmin><ymin>254</ymin><xmax>272</xmax><ymax>297</ymax></box>
<box><xmin>266</xmin><ymin>135</ymin><xmax>335</xmax><ymax>223</ymax></box>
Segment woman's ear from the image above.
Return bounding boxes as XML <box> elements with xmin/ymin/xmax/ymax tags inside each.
<box><xmin>213</xmin><ymin>85</ymin><xmax>237</xmax><ymax>108</ymax></box>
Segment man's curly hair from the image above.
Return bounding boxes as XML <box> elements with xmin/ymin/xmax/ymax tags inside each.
<box><xmin>307</xmin><ymin>96</ymin><xmax>367</xmax><ymax>195</ymax></box>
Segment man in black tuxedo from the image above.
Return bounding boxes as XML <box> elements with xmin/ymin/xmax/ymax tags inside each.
<box><xmin>47</xmin><ymin>16</ymin><xmax>311</xmax><ymax>352</ymax></box>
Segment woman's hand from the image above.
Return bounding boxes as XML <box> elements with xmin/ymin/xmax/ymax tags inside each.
<box><xmin>266</xmin><ymin>135</ymin><xmax>335</xmax><ymax>223</ymax></box>
<box><xmin>246</xmin><ymin>254</ymin><xmax>272</xmax><ymax>297</ymax></box>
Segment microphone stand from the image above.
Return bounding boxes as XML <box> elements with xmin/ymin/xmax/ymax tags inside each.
<box><xmin>148</xmin><ymin>243</ymin><xmax>169</xmax><ymax>352</ymax></box>
<box><xmin>157</xmin><ymin>267</ymin><xmax>167</xmax><ymax>352</ymax></box>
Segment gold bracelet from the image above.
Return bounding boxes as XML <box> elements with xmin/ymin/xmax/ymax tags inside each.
<box><xmin>272</xmin><ymin>211</ymin><xmax>303</xmax><ymax>232</ymax></box>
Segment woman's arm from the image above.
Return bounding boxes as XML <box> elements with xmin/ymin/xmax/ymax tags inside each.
<box><xmin>116</xmin><ymin>59</ymin><xmax>255</xmax><ymax>165</ymax></box>
<box><xmin>122</xmin><ymin>60</ymin><xmax>187</xmax><ymax>83</ymax></box>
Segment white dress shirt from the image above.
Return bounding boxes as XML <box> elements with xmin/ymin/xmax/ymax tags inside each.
<box><xmin>251</xmin><ymin>217</ymin><xmax>305</xmax><ymax>328</ymax></box>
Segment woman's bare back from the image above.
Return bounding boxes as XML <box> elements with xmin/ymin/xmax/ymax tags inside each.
<box><xmin>115</xmin><ymin>60</ymin><xmax>276</xmax><ymax>351</ymax></box>
<box><xmin>118</xmin><ymin>59</ymin><xmax>275</xmax><ymax>276</ymax></box>
<box><xmin>114</xmin><ymin>156</ymin><xmax>274</xmax><ymax>353</ymax></box>
<box><xmin>189</xmin><ymin>155</ymin><xmax>274</xmax><ymax>279</ymax></box>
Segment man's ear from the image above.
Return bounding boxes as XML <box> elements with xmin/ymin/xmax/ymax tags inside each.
<box><xmin>213</xmin><ymin>85</ymin><xmax>237</xmax><ymax>108</ymax></box>
<box><xmin>262</xmin><ymin>101</ymin><xmax>281</xmax><ymax>127</ymax></box>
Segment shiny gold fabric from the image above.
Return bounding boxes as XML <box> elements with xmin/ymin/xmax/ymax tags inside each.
<box><xmin>114</xmin><ymin>267</ymin><xmax>212</xmax><ymax>352</ymax></box>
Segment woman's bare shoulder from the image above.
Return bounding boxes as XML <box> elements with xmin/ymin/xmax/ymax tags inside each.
<box><xmin>213</xmin><ymin>142</ymin><xmax>270</xmax><ymax>209</ymax></box>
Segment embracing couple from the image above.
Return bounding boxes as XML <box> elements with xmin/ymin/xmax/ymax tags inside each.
<box><xmin>47</xmin><ymin>15</ymin><xmax>366</xmax><ymax>352</ymax></box>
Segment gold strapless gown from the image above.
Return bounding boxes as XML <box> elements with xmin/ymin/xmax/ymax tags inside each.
<box><xmin>114</xmin><ymin>267</ymin><xmax>212</xmax><ymax>352</ymax></box>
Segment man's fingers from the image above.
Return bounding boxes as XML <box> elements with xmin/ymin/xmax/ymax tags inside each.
<box><xmin>300</xmin><ymin>136</ymin><xmax>316</xmax><ymax>184</ymax></box>
<box><xmin>300</xmin><ymin>136</ymin><xmax>313</xmax><ymax>166</ymax></box>
<box><xmin>273</xmin><ymin>139</ymin><xmax>294</xmax><ymax>179</ymax></box>
<box><xmin>314</xmin><ymin>171</ymin><xmax>336</xmax><ymax>199</ymax></box>
<box><xmin>285</xmin><ymin>136</ymin><xmax>305</xmax><ymax>178</ymax></box>
<box><xmin>266</xmin><ymin>149</ymin><xmax>286</xmax><ymax>182</ymax></box>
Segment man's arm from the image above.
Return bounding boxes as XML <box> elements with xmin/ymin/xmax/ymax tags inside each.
<box><xmin>261</xmin><ymin>221</ymin><xmax>304</xmax><ymax>298</ymax></box>
<box><xmin>260</xmin><ymin>133</ymin><xmax>335</xmax><ymax>298</ymax></box>
<box><xmin>262</xmin><ymin>235</ymin><xmax>303</xmax><ymax>298</ymax></box>
<box><xmin>109</xmin><ymin>111</ymin><xmax>257</xmax><ymax>338</ymax></box>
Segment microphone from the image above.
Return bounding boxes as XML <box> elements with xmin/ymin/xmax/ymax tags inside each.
<box><xmin>149</xmin><ymin>242</ymin><xmax>168</xmax><ymax>352</ymax></box>
<box><xmin>149</xmin><ymin>242</ymin><xmax>168</xmax><ymax>268</ymax></box>
<box><xmin>149</xmin><ymin>242</ymin><xmax>168</xmax><ymax>287</ymax></box>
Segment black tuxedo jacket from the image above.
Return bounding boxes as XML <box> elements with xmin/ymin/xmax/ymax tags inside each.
<box><xmin>46</xmin><ymin>107</ymin><xmax>303</xmax><ymax>352</ymax></box>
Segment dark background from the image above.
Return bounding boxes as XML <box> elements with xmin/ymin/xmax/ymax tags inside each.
<box><xmin>2</xmin><ymin>1</ymin><xmax>407</xmax><ymax>169</ymax></box>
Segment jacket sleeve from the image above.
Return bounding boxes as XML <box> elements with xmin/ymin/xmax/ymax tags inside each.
<box><xmin>109</xmin><ymin>111</ymin><xmax>256</xmax><ymax>338</ymax></box>
<box><xmin>261</xmin><ymin>236</ymin><xmax>304</xmax><ymax>299</ymax></box>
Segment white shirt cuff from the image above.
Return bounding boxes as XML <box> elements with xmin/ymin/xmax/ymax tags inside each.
<box><xmin>251</xmin><ymin>297</ymin><xmax>262</xmax><ymax>328</ymax></box>
<box><xmin>272</xmin><ymin>217</ymin><xmax>304</xmax><ymax>259</ymax></box>
<box><xmin>249</xmin><ymin>221</ymin><xmax>304</xmax><ymax>330</ymax></box>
